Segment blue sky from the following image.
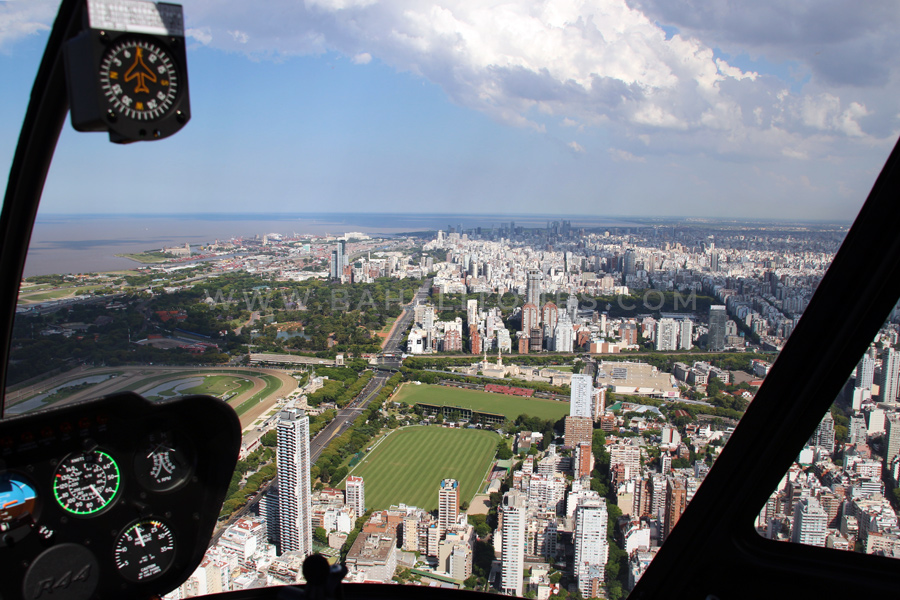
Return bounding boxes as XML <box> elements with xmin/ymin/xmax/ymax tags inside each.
<box><xmin>2</xmin><ymin>0</ymin><xmax>899</xmax><ymax>220</ymax></box>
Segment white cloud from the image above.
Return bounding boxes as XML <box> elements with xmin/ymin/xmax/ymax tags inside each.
<box><xmin>567</xmin><ymin>141</ymin><xmax>585</xmax><ymax>153</ymax></box>
<box><xmin>186</xmin><ymin>27</ymin><xmax>213</xmax><ymax>46</ymax></box>
<box><xmin>0</xmin><ymin>0</ymin><xmax>55</xmax><ymax>50</ymax></box>
<box><xmin>4</xmin><ymin>0</ymin><xmax>895</xmax><ymax>161</ymax></box>
<box><xmin>228</xmin><ymin>29</ymin><xmax>249</xmax><ymax>44</ymax></box>
<box><xmin>610</xmin><ymin>148</ymin><xmax>646</xmax><ymax>162</ymax></box>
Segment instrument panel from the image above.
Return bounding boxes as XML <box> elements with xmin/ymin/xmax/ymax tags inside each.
<box><xmin>0</xmin><ymin>392</ymin><xmax>240</xmax><ymax>600</ymax></box>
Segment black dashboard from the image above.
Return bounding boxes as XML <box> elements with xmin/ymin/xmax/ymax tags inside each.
<box><xmin>0</xmin><ymin>392</ymin><xmax>240</xmax><ymax>600</ymax></box>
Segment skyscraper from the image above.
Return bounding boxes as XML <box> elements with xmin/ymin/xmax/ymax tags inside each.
<box><xmin>541</xmin><ymin>302</ymin><xmax>558</xmax><ymax>346</ymax></box>
<box><xmin>277</xmin><ymin>408</ymin><xmax>312</xmax><ymax>556</ymax></box>
<box><xmin>885</xmin><ymin>414</ymin><xmax>900</xmax><ymax>465</ymax></box>
<box><xmin>500</xmin><ymin>491</ymin><xmax>526</xmax><ymax>597</ymax></box>
<box><xmin>679</xmin><ymin>319</ymin><xmax>693</xmax><ymax>350</ymax></box>
<box><xmin>345</xmin><ymin>475</ymin><xmax>365</xmax><ymax>519</ymax></box>
<box><xmin>857</xmin><ymin>351</ymin><xmax>875</xmax><ymax>390</ymax></box>
<box><xmin>708</xmin><ymin>305</ymin><xmax>727</xmax><ymax>352</ymax></box>
<box><xmin>438</xmin><ymin>478</ymin><xmax>459</xmax><ymax>533</ymax></box>
<box><xmin>880</xmin><ymin>347</ymin><xmax>900</xmax><ymax>402</ymax></box>
<box><xmin>570</xmin><ymin>374</ymin><xmax>594</xmax><ymax>418</ymax></box>
<box><xmin>521</xmin><ymin>303</ymin><xmax>539</xmax><ymax>334</ymax></box>
<box><xmin>526</xmin><ymin>269</ymin><xmax>542</xmax><ymax>307</ymax></box>
<box><xmin>655</xmin><ymin>318</ymin><xmax>678</xmax><ymax>351</ymax></box>
<box><xmin>574</xmin><ymin>497</ymin><xmax>609</xmax><ymax>597</ymax></box>
<box><xmin>810</xmin><ymin>412</ymin><xmax>835</xmax><ymax>454</ymax></box>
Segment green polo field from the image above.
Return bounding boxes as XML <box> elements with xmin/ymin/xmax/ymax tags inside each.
<box><xmin>346</xmin><ymin>426</ymin><xmax>499</xmax><ymax>511</ymax></box>
<box><xmin>393</xmin><ymin>382</ymin><xmax>569</xmax><ymax>421</ymax></box>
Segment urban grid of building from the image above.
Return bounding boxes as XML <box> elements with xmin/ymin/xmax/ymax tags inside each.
<box><xmin>160</xmin><ymin>221</ymin><xmax>900</xmax><ymax>599</ymax></box>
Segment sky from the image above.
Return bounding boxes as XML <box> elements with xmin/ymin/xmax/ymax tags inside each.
<box><xmin>1</xmin><ymin>0</ymin><xmax>899</xmax><ymax>221</ymax></box>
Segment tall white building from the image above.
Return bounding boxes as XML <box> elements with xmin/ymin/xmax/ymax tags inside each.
<box><xmin>277</xmin><ymin>409</ymin><xmax>312</xmax><ymax>556</ymax></box>
<box><xmin>554</xmin><ymin>312</ymin><xmax>575</xmax><ymax>353</ymax></box>
<box><xmin>570</xmin><ymin>374</ymin><xmax>594</xmax><ymax>418</ymax></box>
<box><xmin>881</xmin><ymin>348</ymin><xmax>900</xmax><ymax>402</ymax></box>
<box><xmin>501</xmin><ymin>491</ymin><xmax>526</xmax><ymax>597</ymax></box>
<box><xmin>574</xmin><ymin>497</ymin><xmax>609</xmax><ymax>597</ymax></box>
<box><xmin>655</xmin><ymin>318</ymin><xmax>679</xmax><ymax>351</ymax></box>
<box><xmin>792</xmin><ymin>497</ymin><xmax>827</xmax><ymax>547</ymax></box>
<box><xmin>346</xmin><ymin>475</ymin><xmax>365</xmax><ymax>519</ymax></box>
<box><xmin>679</xmin><ymin>319</ymin><xmax>693</xmax><ymax>350</ymax></box>
<box><xmin>858</xmin><ymin>351</ymin><xmax>875</xmax><ymax>390</ymax></box>
<box><xmin>438</xmin><ymin>478</ymin><xmax>459</xmax><ymax>533</ymax></box>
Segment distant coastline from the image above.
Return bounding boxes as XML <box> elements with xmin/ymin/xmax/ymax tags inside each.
<box><xmin>23</xmin><ymin>213</ymin><xmax>850</xmax><ymax>278</ymax></box>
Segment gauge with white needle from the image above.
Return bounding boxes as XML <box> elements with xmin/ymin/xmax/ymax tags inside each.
<box><xmin>52</xmin><ymin>450</ymin><xmax>120</xmax><ymax>515</ymax></box>
<box><xmin>114</xmin><ymin>519</ymin><xmax>176</xmax><ymax>582</ymax></box>
<box><xmin>134</xmin><ymin>431</ymin><xmax>192</xmax><ymax>492</ymax></box>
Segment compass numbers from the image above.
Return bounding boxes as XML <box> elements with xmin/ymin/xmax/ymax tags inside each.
<box><xmin>114</xmin><ymin>520</ymin><xmax>176</xmax><ymax>582</ymax></box>
<box><xmin>53</xmin><ymin>450</ymin><xmax>121</xmax><ymax>516</ymax></box>
<box><xmin>100</xmin><ymin>38</ymin><xmax>179</xmax><ymax>122</ymax></box>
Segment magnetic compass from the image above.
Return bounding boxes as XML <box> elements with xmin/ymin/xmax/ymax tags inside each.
<box><xmin>99</xmin><ymin>38</ymin><xmax>180</xmax><ymax>122</ymax></box>
<box><xmin>63</xmin><ymin>1</ymin><xmax>191</xmax><ymax>143</ymax></box>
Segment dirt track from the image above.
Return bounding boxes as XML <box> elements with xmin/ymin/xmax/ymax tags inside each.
<box><xmin>6</xmin><ymin>364</ymin><xmax>298</xmax><ymax>431</ymax></box>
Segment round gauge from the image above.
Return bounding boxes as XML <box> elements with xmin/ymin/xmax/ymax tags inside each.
<box><xmin>53</xmin><ymin>450</ymin><xmax>120</xmax><ymax>516</ymax></box>
<box><xmin>134</xmin><ymin>431</ymin><xmax>192</xmax><ymax>492</ymax></box>
<box><xmin>114</xmin><ymin>519</ymin><xmax>176</xmax><ymax>582</ymax></box>
<box><xmin>0</xmin><ymin>473</ymin><xmax>38</xmax><ymax>542</ymax></box>
<box><xmin>99</xmin><ymin>37</ymin><xmax>180</xmax><ymax>122</ymax></box>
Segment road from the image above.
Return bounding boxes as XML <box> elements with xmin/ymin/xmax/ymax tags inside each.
<box><xmin>210</xmin><ymin>280</ymin><xmax>431</xmax><ymax>542</ymax></box>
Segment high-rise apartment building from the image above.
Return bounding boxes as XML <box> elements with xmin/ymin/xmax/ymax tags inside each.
<box><xmin>708</xmin><ymin>305</ymin><xmax>727</xmax><ymax>352</ymax></box>
<box><xmin>655</xmin><ymin>318</ymin><xmax>679</xmax><ymax>351</ymax></box>
<box><xmin>857</xmin><ymin>351</ymin><xmax>875</xmax><ymax>390</ymax></box>
<box><xmin>521</xmin><ymin>302</ymin><xmax>539</xmax><ymax>334</ymax></box>
<box><xmin>663</xmin><ymin>477</ymin><xmax>688</xmax><ymax>543</ymax></box>
<box><xmin>438</xmin><ymin>478</ymin><xmax>459</xmax><ymax>533</ymax></box>
<box><xmin>345</xmin><ymin>475</ymin><xmax>365</xmax><ymax>519</ymax></box>
<box><xmin>792</xmin><ymin>497</ymin><xmax>827</xmax><ymax>547</ymax></box>
<box><xmin>277</xmin><ymin>408</ymin><xmax>312</xmax><ymax>556</ymax></box>
<box><xmin>541</xmin><ymin>302</ymin><xmax>559</xmax><ymax>345</ymax></box>
<box><xmin>500</xmin><ymin>491</ymin><xmax>526</xmax><ymax>597</ymax></box>
<box><xmin>526</xmin><ymin>269</ymin><xmax>542</xmax><ymax>307</ymax></box>
<box><xmin>574</xmin><ymin>497</ymin><xmax>609</xmax><ymax>597</ymax></box>
<box><xmin>570</xmin><ymin>374</ymin><xmax>594</xmax><ymax>418</ymax></box>
<box><xmin>885</xmin><ymin>414</ymin><xmax>900</xmax><ymax>465</ymax></box>
<box><xmin>881</xmin><ymin>347</ymin><xmax>900</xmax><ymax>402</ymax></box>
<box><xmin>810</xmin><ymin>412</ymin><xmax>835</xmax><ymax>454</ymax></box>
<box><xmin>564</xmin><ymin>415</ymin><xmax>593</xmax><ymax>448</ymax></box>
<box><xmin>679</xmin><ymin>319</ymin><xmax>693</xmax><ymax>350</ymax></box>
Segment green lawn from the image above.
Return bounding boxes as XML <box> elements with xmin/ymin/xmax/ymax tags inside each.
<box><xmin>183</xmin><ymin>374</ymin><xmax>255</xmax><ymax>399</ymax></box>
<box><xmin>393</xmin><ymin>383</ymin><xmax>569</xmax><ymax>421</ymax></box>
<box><xmin>346</xmin><ymin>426</ymin><xmax>498</xmax><ymax>511</ymax></box>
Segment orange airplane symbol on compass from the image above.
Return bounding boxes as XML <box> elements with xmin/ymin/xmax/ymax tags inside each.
<box><xmin>124</xmin><ymin>47</ymin><xmax>157</xmax><ymax>94</ymax></box>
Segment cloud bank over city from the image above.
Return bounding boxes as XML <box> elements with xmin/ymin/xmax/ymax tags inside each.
<box><xmin>2</xmin><ymin>0</ymin><xmax>899</xmax><ymax>219</ymax></box>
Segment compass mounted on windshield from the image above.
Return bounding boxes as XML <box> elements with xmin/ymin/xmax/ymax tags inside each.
<box><xmin>64</xmin><ymin>0</ymin><xmax>190</xmax><ymax>143</ymax></box>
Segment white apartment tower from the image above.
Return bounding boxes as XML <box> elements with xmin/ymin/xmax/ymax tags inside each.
<box><xmin>791</xmin><ymin>497</ymin><xmax>827</xmax><ymax>548</ymax></box>
<box><xmin>570</xmin><ymin>374</ymin><xmax>594</xmax><ymax>418</ymax></box>
<box><xmin>345</xmin><ymin>475</ymin><xmax>365</xmax><ymax>519</ymax></box>
<box><xmin>655</xmin><ymin>318</ymin><xmax>679</xmax><ymax>351</ymax></box>
<box><xmin>574</xmin><ymin>497</ymin><xmax>609</xmax><ymax>597</ymax></box>
<box><xmin>439</xmin><ymin>478</ymin><xmax>459</xmax><ymax>533</ymax></box>
<box><xmin>277</xmin><ymin>408</ymin><xmax>312</xmax><ymax>556</ymax></box>
<box><xmin>501</xmin><ymin>491</ymin><xmax>526</xmax><ymax>597</ymax></box>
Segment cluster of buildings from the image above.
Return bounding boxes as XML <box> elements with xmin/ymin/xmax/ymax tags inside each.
<box><xmin>425</xmin><ymin>223</ymin><xmax>844</xmax><ymax>353</ymax></box>
<box><xmin>758</xmin><ymin>329</ymin><xmax>900</xmax><ymax>557</ymax></box>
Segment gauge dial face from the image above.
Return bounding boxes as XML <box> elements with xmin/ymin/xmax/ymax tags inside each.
<box><xmin>53</xmin><ymin>450</ymin><xmax>120</xmax><ymax>515</ymax></box>
<box><xmin>99</xmin><ymin>37</ymin><xmax>179</xmax><ymax>122</ymax></box>
<box><xmin>134</xmin><ymin>431</ymin><xmax>192</xmax><ymax>492</ymax></box>
<box><xmin>114</xmin><ymin>519</ymin><xmax>176</xmax><ymax>582</ymax></box>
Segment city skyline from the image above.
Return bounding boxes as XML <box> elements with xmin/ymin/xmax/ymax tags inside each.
<box><xmin>1</xmin><ymin>1</ymin><xmax>898</xmax><ymax>220</ymax></box>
